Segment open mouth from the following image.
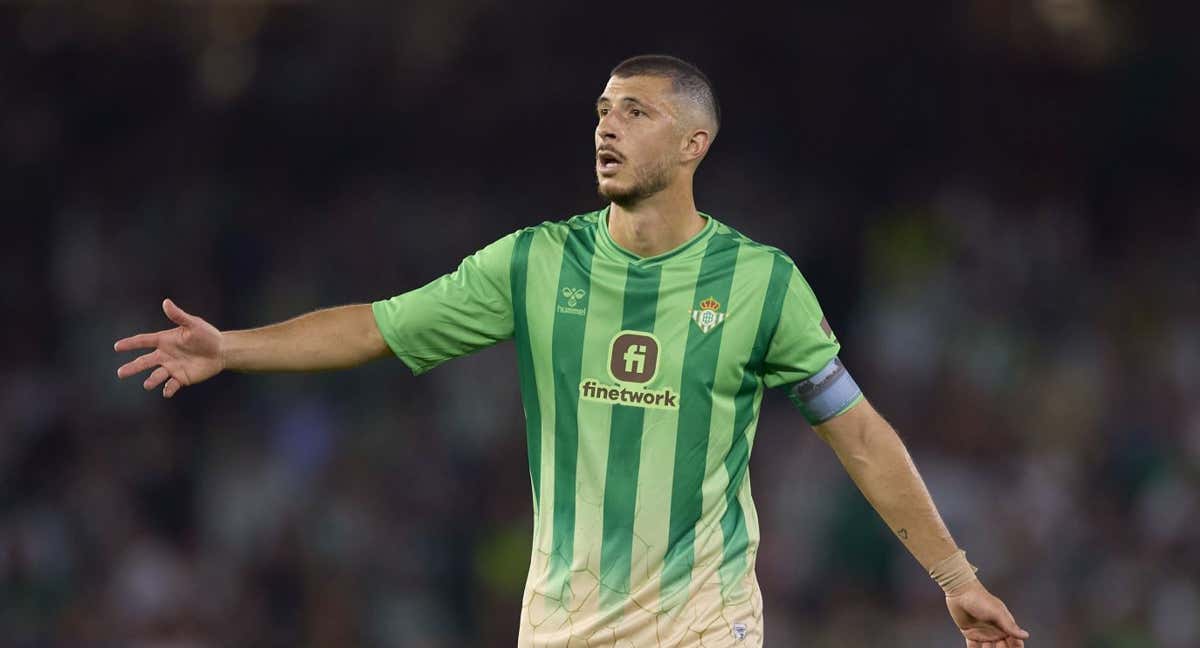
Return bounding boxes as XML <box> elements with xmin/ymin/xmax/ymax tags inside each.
<box><xmin>596</xmin><ymin>150</ymin><xmax>623</xmax><ymax>174</ymax></box>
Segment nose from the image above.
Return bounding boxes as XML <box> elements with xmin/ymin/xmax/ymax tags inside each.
<box><xmin>596</xmin><ymin>113</ymin><xmax>619</xmax><ymax>143</ymax></box>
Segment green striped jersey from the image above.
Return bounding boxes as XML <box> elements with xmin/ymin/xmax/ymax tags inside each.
<box><xmin>372</xmin><ymin>208</ymin><xmax>855</xmax><ymax>647</ymax></box>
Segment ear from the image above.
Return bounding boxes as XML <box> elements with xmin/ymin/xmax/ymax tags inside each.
<box><xmin>680</xmin><ymin>128</ymin><xmax>713</xmax><ymax>164</ymax></box>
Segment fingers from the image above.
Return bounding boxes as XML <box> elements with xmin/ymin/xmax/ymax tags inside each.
<box><xmin>143</xmin><ymin>366</ymin><xmax>170</xmax><ymax>391</ymax></box>
<box><xmin>114</xmin><ymin>298</ymin><xmax>191</xmax><ymax>352</ymax></box>
<box><xmin>998</xmin><ymin>609</ymin><xmax>1029</xmax><ymax>639</ymax></box>
<box><xmin>128</xmin><ymin>359</ymin><xmax>186</xmax><ymax>397</ymax></box>
<box><xmin>163</xmin><ymin>377</ymin><xmax>182</xmax><ymax>398</ymax></box>
<box><xmin>964</xmin><ymin>622</ymin><xmax>1027</xmax><ymax>648</ymax></box>
<box><xmin>116</xmin><ymin>300</ymin><xmax>197</xmax><ymax>398</ymax></box>
<box><xmin>146</xmin><ymin>368</ymin><xmax>188</xmax><ymax>398</ymax></box>
<box><xmin>162</xmin><ymin>298</ymin><xmax>192</xmax><ymax>327</ymax></box>
<box><xmin>117</xmin><ymin>351</ymin><xmax>160</xmax><ymax>379</ymax></box>
<box><xmin>114</xmin><ymin>331</ymin><xmax>164</xmax><ymax>353</ymax></box>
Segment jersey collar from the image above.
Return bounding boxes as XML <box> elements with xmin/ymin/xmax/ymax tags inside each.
<box><xmin>595</xmin><ymin>205</ymin><xmax>717</xmax><ymax>266</ymax></box>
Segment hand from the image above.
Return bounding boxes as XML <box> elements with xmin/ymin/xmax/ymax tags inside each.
<box><xmin>114</xmin><ymin>299</ymin><xmax>224</xmax><ymax>398</ymax></box>
<box><xmin>946</xmin><ymin>580</ymin><xmax>1030</xmax><ymax>648</ymax></box>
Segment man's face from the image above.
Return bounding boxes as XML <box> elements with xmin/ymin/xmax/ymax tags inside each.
<box><xmin>595</xmin><ymin>75</ymin><xmax>685</xmax><ymax>206</ymax></box>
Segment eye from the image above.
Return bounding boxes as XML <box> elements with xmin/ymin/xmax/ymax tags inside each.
<box><xmin>598</xmin><ymin>107</ymin><xmax>609</xmax><ymax>117</ymax></box>
<box><xmin>630</xmin><ymin>108</ymin><xmax>643</xmax><ymax>117</ymax></box>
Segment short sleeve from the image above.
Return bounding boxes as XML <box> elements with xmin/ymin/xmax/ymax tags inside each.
<box><xmin>371</xmin><ymin>231</ymin><xmax>518</xmax><ymax>375</ymax></box>
<box><xmin>761</xmin><ymin>264</ymin><xmax>842</xmax><ymax>388</ymax></box>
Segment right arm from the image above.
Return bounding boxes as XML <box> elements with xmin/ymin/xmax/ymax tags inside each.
<box><xmin>222</xmin><ymin>303</ymin><xmax>390</xmax><ymax>372</ymax></box>
<box><xmin>115</xmin><ymin>298</ymin><xmax>389</xmax><ymax>398</ymax></box>
<box><xmin>117</xmin><ymin>229</ymin><xmax>522</xmax><ymax>398</ymax></box>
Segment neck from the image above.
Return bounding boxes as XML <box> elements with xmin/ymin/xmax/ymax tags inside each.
<box><xmin>608</xmin><ymin>178</ymin><xmax>705</xmax><ymax>258</ymax></box>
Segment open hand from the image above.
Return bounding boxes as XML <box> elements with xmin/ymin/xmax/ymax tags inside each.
<box><xmin>946</xmin><ymin>580</ymin><xmax>1030</xmax><ymax>648</ymax></box>
<box><xmin>114</xmin><ymin>299</ymin><xmax>224</xmax><ymax>398</ymax></box>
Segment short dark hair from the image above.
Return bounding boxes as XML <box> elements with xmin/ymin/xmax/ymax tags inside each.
<box><xmin>610</xmin><ymin>54</ymin><xmax>720</xmax><ymax>131</ymax></box>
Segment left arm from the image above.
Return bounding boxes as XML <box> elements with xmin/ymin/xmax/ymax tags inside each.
<box><xmin>814</xmin><ymin>398</ymin><xmax>1030</xmax><ymax>647</ymax></box>
<box><xmin>813</xmin><ymin>398</ymin><xmax>956</xmax><ymax>569</ymax></box>
<box><xmin>757</xmin><ymin>260</ymin><xmax>1029</xmax><ymax>645</ymax></box>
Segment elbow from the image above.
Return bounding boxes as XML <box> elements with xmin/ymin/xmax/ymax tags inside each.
<box><xmin>352</xmin><ymin>303</ymin><xmax>390</xmax><ymax>362</ymax></box>
<box><xmin>816</xmin><ymin>398</ymin><xmax>892</xmax><ymax>457</ymax></box>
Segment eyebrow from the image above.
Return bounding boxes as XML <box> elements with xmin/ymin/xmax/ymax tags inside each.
<box><xmin>596</xmin><ymin>96</ymin><xmax>648</xmax><ymax>109</ymax></box>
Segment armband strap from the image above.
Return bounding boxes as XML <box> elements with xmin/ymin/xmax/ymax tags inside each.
<box><xmin>786</xmin><ymin>357</ymin><xmax>862</xmax><ymax>425</ymax></box>
<box><xmin>929</xmin><ymin>549</ymin><xmax>979</xmax><ymax>595</ymax></box>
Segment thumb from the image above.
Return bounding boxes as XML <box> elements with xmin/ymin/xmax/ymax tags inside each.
<box><xmin>162</xmin><ymin>298</ymin><xmax>192</xmax><ymax>326</ymax></box>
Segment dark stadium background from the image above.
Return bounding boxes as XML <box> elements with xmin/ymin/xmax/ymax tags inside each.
<box><xmin>3</xmin><ymin>3</ymin><xmax>1198</xmax><ymax>646</ymax></box>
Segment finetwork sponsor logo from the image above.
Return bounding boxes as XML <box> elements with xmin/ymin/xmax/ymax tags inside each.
<box><xmin>608</xmin><ymin>331</ymin><xmax>659</xmax><ymax>384</ymax></box>
<box><xmin>581</xmin><ymin>330</ymin><xmax>678</xmax><ymax>410</ymax></box>
<box><xmin>579</xmin><ymin>380</ymin><xmax>679</xmax><ymax>410</ymax></box>
<box><xmin>557</xmin><ymin>287</ymin><xmax>587</xmax><ymax>316</ymax></box>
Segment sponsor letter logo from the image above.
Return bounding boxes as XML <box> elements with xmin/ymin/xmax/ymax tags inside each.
<box><xmin>579</xmin><ymin>330</ymin><xmax>678</xmax><ymax>410</ymax></box>
<box><xmin>609</xmin><ymin>331</ymin><xmax>659</xmax><ymax>384</ymax></box>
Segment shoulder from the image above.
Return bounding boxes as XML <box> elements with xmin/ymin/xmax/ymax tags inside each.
<box><xmin>517</xmin><ymin>209</ymin><xmax>603</xmax><ymax>245</ymax></box>
<box><xmin>709</xmin><ymin>216</ymin><xmax>795</xmax><ymax>267</ymax></box>
<box><xmin>529</xmin><ymin>209</ymin><xmax>602</xmax><ymax>234</ymax></box>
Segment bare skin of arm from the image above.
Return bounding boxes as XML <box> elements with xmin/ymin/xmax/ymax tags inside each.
<box><xmin>814</xmin><ymin>398</ymin><xmax>1030</xmax><ymax>648</ymax></box>
<box><xmin>115</xmin><ymin>298</ymin><xmax>390</xmax><ymax>397</ymax></box>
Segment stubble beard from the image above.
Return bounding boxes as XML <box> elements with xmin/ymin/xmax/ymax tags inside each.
<box><xmin>597</xmin><ymin>157</ymin><xmax>675</xmax><ymax>208</ymax></box>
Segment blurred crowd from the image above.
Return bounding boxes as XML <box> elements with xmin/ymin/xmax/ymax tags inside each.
<box><xmin>2</xmin><ymin>3</ymin><xmax>1198</xmax><ymax>647</ymax></box>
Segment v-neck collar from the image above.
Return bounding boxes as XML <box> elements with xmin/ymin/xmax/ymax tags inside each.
<box><xmin>594</xmin><ymin>205</ymin><xmax>717</xmax><ymax>267</ymax></box>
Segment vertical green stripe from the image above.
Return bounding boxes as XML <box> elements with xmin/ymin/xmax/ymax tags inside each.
<box><xmin>548</xmin><ymin>225</ymin><xmax>596</xmax><ymax>601</ymax></box>
<box><xmin>599</xmin><ymin>265</ymin><xmax>662</xmax><ymax>610</ymax></box>
<box><xmin>718</xmin><ymin>253</ymin><xmax>793</xmax><ymax>598</ymax></box>
<box><xmin>660</xmin><ymin>235</ymin><xmax>741</xmax><ymax>610</ymax></box>
<box><xmin>747</xmin><ymin>255</ymin><xmax>794</xmax><ymax>376</ymax></box>
<box><xmin>511</xmin><ymin>229</ymin><xmax>540</xmax><ymax>507</ymax></box>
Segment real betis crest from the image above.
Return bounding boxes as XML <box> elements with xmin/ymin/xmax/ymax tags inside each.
<box><xmin>689</xmin><ymin>296</ymin><xmax>727</xmax><ymax>334</ymax></box>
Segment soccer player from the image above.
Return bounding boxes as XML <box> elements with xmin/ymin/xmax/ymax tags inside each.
<box><xmin>115</xmin><ymin>55</ymin><xmax>1029</xmax><ymax>648</ymax></box>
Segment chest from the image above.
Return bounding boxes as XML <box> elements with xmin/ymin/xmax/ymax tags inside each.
<box><xmin>522</xmin><ymin>253</ymin><xmax>759</xmax><ymax>406</ymax></box>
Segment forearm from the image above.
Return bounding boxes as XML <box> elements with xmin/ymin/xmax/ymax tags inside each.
<box><xmin>221</xmin><ymin>304</ymin><xmax>390</xmax><ymax>373</ymax></box>
<box><xmin>816</xmin><ymin>400</ymin><xmax>959</xmax><ymax>571</ymax></box>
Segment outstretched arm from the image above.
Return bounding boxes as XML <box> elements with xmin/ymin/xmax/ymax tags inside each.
<box><xmin>813</xmin><ymin>399</ymin><xmax>1030</xmax><ymax>648</ymax></box>
<box><xmin>115</xmin><ymin>298</ymin><xmax>389</xmax><ymax>397</ymax></box>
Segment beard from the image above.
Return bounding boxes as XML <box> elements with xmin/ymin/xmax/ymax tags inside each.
<box><xmin>597</xmin><ymin>156</ymin><xmax>674</xmax><ymax>207</ymax></box>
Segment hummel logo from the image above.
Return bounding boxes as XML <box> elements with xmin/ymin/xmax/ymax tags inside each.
<box><xmin>562</xmin><ymin>287</ymin><xmax>586</xmax><ymax>307</ymax></box>
<box><xmin>557</xmin><ymin>287</ymin><xmax>587</xmax><ymax>316</ymax></box>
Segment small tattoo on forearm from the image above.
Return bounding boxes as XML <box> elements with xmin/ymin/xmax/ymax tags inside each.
<box><xmin>897</xmin><ymin>528</ymin><xmax>908</xmax><ymax>540</ymax></box>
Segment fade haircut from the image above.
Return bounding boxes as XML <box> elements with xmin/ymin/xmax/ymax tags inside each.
<box><xmin>610</xmin><ymin>54</ymin><xmax>721</xmax><ymax>132</ymax></box>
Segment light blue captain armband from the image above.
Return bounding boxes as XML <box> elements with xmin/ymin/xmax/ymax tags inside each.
<box><xmin>786</xmin><ymin>357</ymin><xmax>863</xmax><ymax>425</ymax></box>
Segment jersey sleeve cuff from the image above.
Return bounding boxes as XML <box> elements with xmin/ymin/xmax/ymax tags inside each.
<box><xmin>371</xmin><ymin>300</ymin><xmax>430</xmax><ymax>376</ymax></box>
